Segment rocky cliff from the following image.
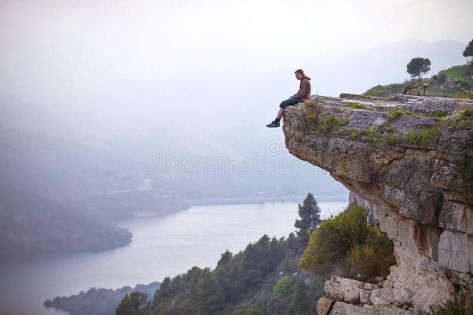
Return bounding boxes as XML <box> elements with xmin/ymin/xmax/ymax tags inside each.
<box><xmin>282</xmin><ymin>93</ymin><xmax>473</xmax><ymax>314</ymax></box>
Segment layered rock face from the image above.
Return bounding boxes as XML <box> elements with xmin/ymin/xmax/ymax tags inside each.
<box><xmin>282</xmin><ymin>94</ymin><xmax>473</xmax><ymax>314</ymax></box>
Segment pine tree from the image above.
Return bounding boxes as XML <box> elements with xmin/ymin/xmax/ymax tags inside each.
<box><xmin>216</xmin><ymin>250</ymin><xmax>233</xmax><ymax>269</ymax></box>
<box><xmin>463</xmin><ymin>39</ymin><xmax>473</xmax><ymax>59</ymax></box>
<box><xmin>406</xmin><ymin>57</ymin><xmax>431</xmax><ymax>81</ymax></box>
<box><xmin>294</xmin><ymin>193</ymin><xmax>321</xmax><ymax>246</ymax></box>
<box><xmin>116</xmin><ymin>292</ymin><xmax>148</xmax><ymax>315</ymax></box>
<box><xmin>464</xmin><ymin>39</ymin><xmax>473</xmax><ymax>75</ymax></box>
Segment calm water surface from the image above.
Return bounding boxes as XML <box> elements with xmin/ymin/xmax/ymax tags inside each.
<box><xmin>0</xmin><ymin>200</ymin><xmax>348</xmax><ymax>315</ymax></box>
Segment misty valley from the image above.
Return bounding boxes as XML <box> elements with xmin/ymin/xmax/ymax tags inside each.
<box><xmin>0</xmin><ymin>92</ymin><xmax>347</xmax><ymax>315</ymax></box>
<box><xmin>1</xmin><ymin>2</ymin><xmax>472</xmax><ymax>313</ymax></box>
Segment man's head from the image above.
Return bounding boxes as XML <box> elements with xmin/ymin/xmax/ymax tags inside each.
<box><xmin>294</xmin><ymin>69</ymin><xmax>305</xmax><ymax>80</ymax></box>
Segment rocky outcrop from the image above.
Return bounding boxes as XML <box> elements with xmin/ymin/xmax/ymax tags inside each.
<box><xmin>283</xmin><ymin>93</ymin><xmax>473</xmax><ymax>314</ymax></box>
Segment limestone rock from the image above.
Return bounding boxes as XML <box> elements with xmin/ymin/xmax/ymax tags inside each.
<box><xmin>317</xmin><ymin>297</ymin><xmax>336</xmax><ymax>315</ymax></box>
<box><xmin>329</xmin><ymin>301</ymin><xmax>412</xmax><ymax>315</ymax></box>
<box><xmin>330</xmin><ymin>302</ymin><xmax>376</xmax><ymax>315</ymax></box>
<box><xmin>283</xmin><ymin>94</ymin><xmax>473</xmax><ymax>313</ymax></box>
<box><xmin>370</xmin><ymin>287</ymin><xmax>394</xmax><ymax>305</ymax></box>
<box><xmin>325</xmin><ymin>275</ymin><xmax>375</xmax><ymax>304</ymax></box>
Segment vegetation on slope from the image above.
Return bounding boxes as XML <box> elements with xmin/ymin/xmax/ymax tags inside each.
<box><xmin>364</xmin><ymin>64</ymin><xmax>473</xmax><ymax>98</ymax></box>
<box><xmin>365</xmin><ymin>41</ymin><xmax>473</xmax><ymax>98</ymax></box>
<box><xmin>116</xmin><ymin>195</ymin><xmax>396</xmax><ymax>315</ymax></box>
<box><xmin>44</xmin><ymin>283</ymin><xmax>160</xmax><ymax>315</ymax></box>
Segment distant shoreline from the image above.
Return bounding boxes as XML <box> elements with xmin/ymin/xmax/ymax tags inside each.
<box><xmin>186</xmin><ymin>194</ymin><xmax>348</xmax><ymax>207</ymax></box>
<box><xmin>128</xmin><ymin>194</ymin><xmax>349</xmax><ymax>219</ymax></box>
<box><xmin>0</xmin><ymin>195</ymin><xmax>348</xmax><ymax>265</ymax></box>
<box><xmin>129</xmin><ymin>194</ymin><xmax>349</xmax><ymax>218</ymax></box>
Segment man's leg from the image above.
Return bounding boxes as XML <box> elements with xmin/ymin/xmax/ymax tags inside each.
<box><xmin>267</xmin><ymin>98</ymin><xmax>301</xmax><ymax>128</ymax></box>
<box><xmin>276</xmin><ymin>107</ymin><xmax>284</xmax><ymax>120</ymax></box>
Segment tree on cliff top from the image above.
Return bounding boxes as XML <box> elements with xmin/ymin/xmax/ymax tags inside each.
<box><xmin>407</xmin><ymin>57</ymin><xmax>431</xmax><ymax>81</ymax></box>
<box><xmin>463</xmin><ymin>39</ymin><xmax>473</xmax><ymax>60</ymax></box>
<box><xmin>295</xmin><ymin>193</ymin><xmax>321</xmax><ymax>247</ymax></box>
<box><xmin>464</xmin><ymin>39</ymin><xmax>473</xmax><ymax>75</ymax></box>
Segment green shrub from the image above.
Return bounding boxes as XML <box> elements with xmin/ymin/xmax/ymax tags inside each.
<box><xmin>348</xmin><ymin>127</ymin><xmax>402</xmax><ymax>147</ymax></box>
<box><xmin>304</xmin><ymin>101</ymin><xmax>348</xmax><ymax>134</ymax></box>
<box><xmin>459</xmin><ymin>89</ymin><xmax>473</xmax><ymax>100</ymax></box>
<box><xmin>387</xmin><ymin>109</ymin><xmax>405</xmax><ymax>121</ymax></box>
<box><xmin>299</xmin><ymin>205</ymin><xmax>395</xmax><ymax>281</ymax></box>
<box><xmin>387</xmin><ymin>109</ymin><xmax>448</xmax><ymax>121</ymax></box>
<box><xmin>445</xmin><ymin>109</ymin><xmax>473</xmax><ymax>131</ymax></box>
<box><xmin>344</xmin><ymin>228</ymin><xmax>395</xmax><ymax>279</ymax></box>
<box><xmin>305</xmin><ymin>101</ymin><xmax>322</xmax><ymax>124</ymax></box>
<box><xmin>429</xmin><ymin>110</ymin><xmax>449</xmax><ymax>118</ymax></box>
<box><xmin>272</xmin><ymin>275</ymin><xmax>294</xmax><ymax>297</ymax></box>
<box><xmin>428</xmin><ymin>293</ymin><xmax>473</xmax><ymax>315</ymax></box>
<box><xmin>347</xmin><ymin>102</ymin><xmax>370</xmax><ymax>110</ymax></box>
<box><xmin>317</xmin><ymin>116</ymin><xmax>348</xmax><ymax>134</ymax></box>
<box><xmin>460</xmin><ymin>109</ymin><xmax>473</xmax><ymax>119</ymax></box>
<box><xmin>406</xmin><ymin>125</ymin><xmax>439</xmax><ymax>146</ymax></box>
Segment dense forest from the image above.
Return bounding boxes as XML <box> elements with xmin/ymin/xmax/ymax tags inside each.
<box><xmin>116</xmin><ymin>195</ymin><xmax>395</xmax><ymax>315</ymax></box>
<box><xmin>116</xmin><ymin>194</ymin><xmax>326</xmax><ymax>315</ymax></box>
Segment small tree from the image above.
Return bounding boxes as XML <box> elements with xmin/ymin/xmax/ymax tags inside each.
<box><xmin>464</xmin><ymin>39</ymin><xmax>473</xmax><ymax>75</ymax></box>
<box><xmin>288</xmin><ymin>278</ymin><xmax>311</xmax><ymax>314</ymax></box>
<box><xmin>116</xmin><ymin>292</ymin><xmax>148</xmax><ymax>315</ymax></box>
<box><xmin>407</xmin><ymin>57</ymin><xmax>431</xmax><ymax>81</ymax></box>
<box><xmin>463</xmin><ymin>39</ymin><xmax>473</xmax><ymax>60</ymax></box>
<box><xmin>272</xmin><ymin>275</ymin><xmax>294</xmax><ymax>297</ymax></box>
<box><xmin>295</xmin><ymin>193</ymin><xmax>321</xmax><ymax>246</ymax></box>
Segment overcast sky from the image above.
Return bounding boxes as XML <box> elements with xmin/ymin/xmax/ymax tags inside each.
<box><xmin>0</xmin><ymin>0</ymin><xmax>471</xmax><ymax>104</ymax></box>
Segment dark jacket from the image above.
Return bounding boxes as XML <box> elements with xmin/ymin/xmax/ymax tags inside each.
<box><xmin>292</xmin><ymin>76</ymin><xmax>311</xmax><ymax>100</ymax></box>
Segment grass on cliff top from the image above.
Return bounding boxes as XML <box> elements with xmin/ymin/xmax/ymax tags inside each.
<box><xmin>345</xmin><ymin>102</ymin><xmax>371</xmax><ymax>110</ymax></box>
<box><xmin>300</xmin><ymin>205</ymin><xmax>395</xmax><ymax>282</ymax></box>
<box><xmin>387</xmin><ymin>108</ymin><xmax>449</xmax><ymax>120</ymax></box>
<box><xmin>364</xmin><ymin>83</ymin><xmax>406</xmax><ymax>98</ymax></box>
<box><xmin>304</xmin><ymin>101</ymin><xmax>442</xmax><ymax>148</ymax></box>
<box><xmin>364</xmin><ymin>64</ymin><xmax>473</xmax><ymax>98</ymax></box>
<box><xmin>406</xmin><ymin>125</ymin><xmax>439</xmax><ymax>147</ymax></box>
<box><xmin>440</xmin><ymin>65</ymin><xmax>473</xmax><ymax>85</ymax></box>
<box><xmin>443</xmin><ymin>108</ymin><xmax>473</xmax><ymax>131</ymax></box>
<box><xmin>305</xmin><ymin>101</ymin><xmax>349</xmax><ymax>135</ymax></box>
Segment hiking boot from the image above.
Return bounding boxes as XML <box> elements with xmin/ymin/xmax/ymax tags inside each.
<box><xmin>266</xmin><ymin>120</ymin><xmax>280</xmax><ymax>128</ymax></box>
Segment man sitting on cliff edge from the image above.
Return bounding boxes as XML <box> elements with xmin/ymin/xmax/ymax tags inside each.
<box><xmin>266</xmin><ymin>69</ymin><xmax>311</xmax><ymax>128</ymax></box>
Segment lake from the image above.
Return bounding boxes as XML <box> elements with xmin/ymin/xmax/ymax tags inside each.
<box><xmin>0</xmin><ymin>200</ymin><xmax>348</xmax><ymax>315</ymax></box>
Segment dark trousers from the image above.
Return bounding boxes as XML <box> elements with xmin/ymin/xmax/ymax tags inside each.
<box><xmin>279</xmin><ymin>97</ymin><xmax>302</xmax><ymax>109</ymax></box>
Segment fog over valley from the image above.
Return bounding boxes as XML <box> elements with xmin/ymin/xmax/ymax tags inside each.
<box><xmin>0</xmin><ymin>0</ymin><xmax>471</xmax><ymax>314</ymax></box>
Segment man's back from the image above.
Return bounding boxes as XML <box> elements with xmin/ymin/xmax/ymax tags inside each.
<box><xmin>296</xmin><ymin>76</ymin><xmax>311</xmax><ymax>101</ymax></box>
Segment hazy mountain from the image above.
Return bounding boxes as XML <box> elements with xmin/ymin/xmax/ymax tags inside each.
<box><xmin>0</xmin><ymin>185</ymin><xmax>132</xmax><ymax>261</ymax></box>
<box><xmin>0</xmin><ymin>125</ymin><xmax>143</xmax><ymax>199</ymax></box>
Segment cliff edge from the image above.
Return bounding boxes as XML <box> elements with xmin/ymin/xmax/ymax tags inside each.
<box><xmin>283</xmin><ymin>93</ymin><xmax>473</xmax><ymax>314</ymax></box>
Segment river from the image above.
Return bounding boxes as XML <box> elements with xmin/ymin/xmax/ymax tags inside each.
<box><xmin>0</xmin><ymin>200</ymin><xmax>348</xmax><ymax>315</ymax></box>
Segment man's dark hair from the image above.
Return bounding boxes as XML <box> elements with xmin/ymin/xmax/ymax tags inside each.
<box><xmin>295</xmin><ymin>69</ymin><xmax>304</xmax><ymax>75</ymax></box>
